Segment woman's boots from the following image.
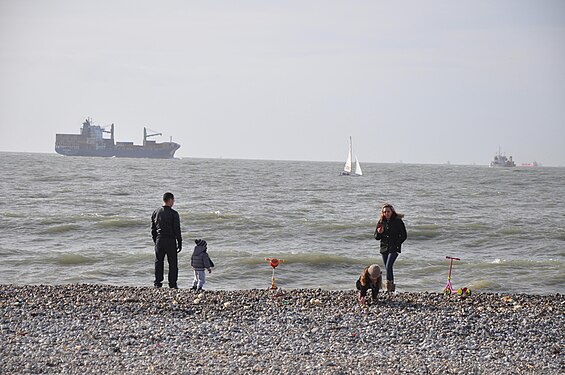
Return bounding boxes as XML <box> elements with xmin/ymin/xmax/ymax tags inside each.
<box><xmin>384</xmin><ymin>280</ymin><xmax>396</xmax><ymax>293</ymax></box>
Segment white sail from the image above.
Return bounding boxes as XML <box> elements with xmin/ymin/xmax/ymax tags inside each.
<box><xmin>354</xmin><ymin>156</ymin><xmax>363</xmax><ymax>176</ymax></box>
<box><xmin>343</xmin><ymin>136</ymin><xmax>352</xmax><ymax>173</ymax></box>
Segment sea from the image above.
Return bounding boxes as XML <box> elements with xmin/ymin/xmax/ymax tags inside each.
<box><xmin>1</xmin><ymin>152</ymin><xmax>563</xmax><ymax>295</ymax></box>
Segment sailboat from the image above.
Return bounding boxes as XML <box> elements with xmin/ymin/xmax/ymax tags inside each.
<box><xmin>340</xmin><ymin>136</ymin><xmax>363</xmax><ymax>176</ymax></box>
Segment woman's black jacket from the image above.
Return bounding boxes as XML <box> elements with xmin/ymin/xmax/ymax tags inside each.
<box><xmin>374</xmin><ymin>216</ymin><xmax>407</xmax><ymax>254</ymax></box>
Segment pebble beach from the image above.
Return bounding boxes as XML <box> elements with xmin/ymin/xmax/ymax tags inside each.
<box><xmin>1</xmin><ymin>284</ymin><xmax>563</xmax><ymax>374</ymax></box>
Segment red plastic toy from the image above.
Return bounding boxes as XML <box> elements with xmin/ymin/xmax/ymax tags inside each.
<box><xmin>265</xmin><ymin>258</ymin><xmax>284</xmax><ymax>289</ymax></box>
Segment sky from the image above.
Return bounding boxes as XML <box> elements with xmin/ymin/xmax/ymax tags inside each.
<box><xmin>1</xmin><ymin>1</ymin><xmax>564</xmax><ymax>166</ymax></box>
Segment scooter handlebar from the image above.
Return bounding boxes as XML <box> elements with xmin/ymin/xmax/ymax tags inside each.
<box><xmin>445</xmin><ymin>256</ymin><xmax>461</xmax><ymax>260</ymax></box>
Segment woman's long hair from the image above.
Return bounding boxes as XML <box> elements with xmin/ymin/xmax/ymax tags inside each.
<box><xmin>359</xmin><ymin>266</ymin><xmax>370</xmax><ymax>287</ymax></box>
<box><xmin>379</xmin><ymin>203</ymin><xmax>404</xmax><ymax>223</ymax></box>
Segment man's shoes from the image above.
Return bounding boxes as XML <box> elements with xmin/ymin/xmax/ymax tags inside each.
<box><xmin>169</xmin><ymin>285</ymin><xmax>178</xmax><ymax>289</ymax></box>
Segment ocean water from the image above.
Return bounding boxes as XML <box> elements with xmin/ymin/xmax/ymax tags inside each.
<box><xmin>1</xmin><ymin>152</ymin><xmax>563</xmax><ymax>294</ymax></box>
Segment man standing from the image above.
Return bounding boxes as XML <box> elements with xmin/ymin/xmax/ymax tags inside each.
<box><xmin>151</xmin><ymin>192</ymin><xmax>182</xmax><ymax>288</ymax></box>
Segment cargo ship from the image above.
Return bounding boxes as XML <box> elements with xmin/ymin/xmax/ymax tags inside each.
<box><xmin>55</xmin><ymin>118</ymin><xmax>180</xmax><ymax>159</ymax></box>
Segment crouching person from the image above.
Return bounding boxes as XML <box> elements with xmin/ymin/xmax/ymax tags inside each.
<box><xmin>356</xmin><ymin>264</ymin><xmax>382</xmax><ymax>305</ymax></box>
<box><xmin>191</xmin><ymin>239</ymin><xmax>214</xmax><ymax>291</ymax></box>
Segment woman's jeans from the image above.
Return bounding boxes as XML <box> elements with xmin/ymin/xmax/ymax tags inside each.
<box><xmin>381</xmin><ymin>252</ymin><xmax>399</xmax><ymax>282</ymax></box>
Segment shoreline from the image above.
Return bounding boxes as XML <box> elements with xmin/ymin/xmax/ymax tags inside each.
<box><xmin>1</xmin><ymin>284</ymin><xmax>563</xmax><ymax>374</ymax></box>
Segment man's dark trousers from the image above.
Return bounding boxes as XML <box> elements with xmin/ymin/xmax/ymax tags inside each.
<box><xmin>154</xmin><ymin>237</ymin><xmax>178</xmax><ymax>288</ymax></box>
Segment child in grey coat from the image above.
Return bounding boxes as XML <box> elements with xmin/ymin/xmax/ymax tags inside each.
<box><xmin>191</xmin><ymin>239</ymin><xmax>213</xmax><ymax>291</ymax></box>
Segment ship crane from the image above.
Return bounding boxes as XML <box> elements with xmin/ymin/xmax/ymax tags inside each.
<box><xmin>102</xmin><ymin>124</ymin><xmax>113</xmax><ymax>134</ymax></box>
<box><xmin>103</xmin><ymin>123</ymin><xmax>115</xmax><ymax>142</ymax></box>
<box><xmin>143</xmin><ymin>127</ymin><xmax>162</xmax><ymax>146</ymax></box>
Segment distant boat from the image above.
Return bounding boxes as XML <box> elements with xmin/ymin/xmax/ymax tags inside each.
<box><xmin>55</xmin><ymin>118</ymin><xmax>180</xmax><ymax>159</ymax></box>
<box><xmin>489</xmin><ymin>148</ymin><xmax>515</xmax><ymax>167</ymax></box>
<box><xmin>340</xmin><ymin>136</ymin><xmax>363</xmax><ymax>176</ymax></box>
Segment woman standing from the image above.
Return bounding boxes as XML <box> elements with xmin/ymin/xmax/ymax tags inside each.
<box><xmin>374</xmin><ymin>203</ymin><xmax>407</xmax><ymax>292</ymax></box>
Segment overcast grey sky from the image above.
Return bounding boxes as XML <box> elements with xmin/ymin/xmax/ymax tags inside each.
<box><xmin>1</xmin><ymin>1</ymin><xmax>564</xmax><ymax>165</ymax></box>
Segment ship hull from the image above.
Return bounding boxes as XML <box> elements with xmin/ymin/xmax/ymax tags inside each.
<box><xmin>55</xmin><ymin>148</ymin><xmax>179</xmax><ymax>158</ymax></box>
<box><xmin>55</xmin><ymin>148</ymin><xmax>115</xmax><ymax>157</ymax></box>
<box><xmin>113</xmin><ymin>146</ymin><xmax>180</xmax><ymax>159</ymax></box>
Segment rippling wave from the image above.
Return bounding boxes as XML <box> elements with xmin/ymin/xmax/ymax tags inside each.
<box><xmin>43</xmin><ymin>224</ymin><xmax>81</xmax><ymax>234</ymax></box>
<box><xmin>96</xmin><ymin>217</ymin><xmax>145</xmax><ymax>229</ymax></box>
<box><xmin>54</xmin><ymin>254</ymin><xmax>98</xmax><ymax>265</ymax></box>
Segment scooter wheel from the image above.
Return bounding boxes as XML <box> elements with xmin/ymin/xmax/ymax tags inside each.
<box><xmin>443</xmin><ymin>288</ymin><xmax>451</xmax><ymax>295</ymax></box>
<box><xmin>458</xmin><ymin>288</ymin><xmax>472</xmax><ymax>297</ymax></box>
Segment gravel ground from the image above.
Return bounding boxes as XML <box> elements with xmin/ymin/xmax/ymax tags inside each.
<box><xmin>1</xmin><ymin>284</ymin><xmax>563</xmax><ymax>374</ymax></box>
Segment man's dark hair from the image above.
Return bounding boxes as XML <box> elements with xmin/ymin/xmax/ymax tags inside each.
<box><xmin>163</xmin><ymin>192</ymin><xmax>174</xmax><ymax>202</ymax></box>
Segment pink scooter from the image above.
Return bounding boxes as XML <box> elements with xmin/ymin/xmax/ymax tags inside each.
<box><xmin>443</xmin><ymin>256</ymin><xmax>471</xmax><ymax>296</ymax></box>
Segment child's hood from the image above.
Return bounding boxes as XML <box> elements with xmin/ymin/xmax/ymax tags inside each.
<box><xmin>193</xmin><ymin>239</ymin><xmax>208</xmax><ymax>255</ymax></box>
<box><xmin>193</xmin><ymin>245</ymin><xmax>207</xmax><ymax>255</ymax></box>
